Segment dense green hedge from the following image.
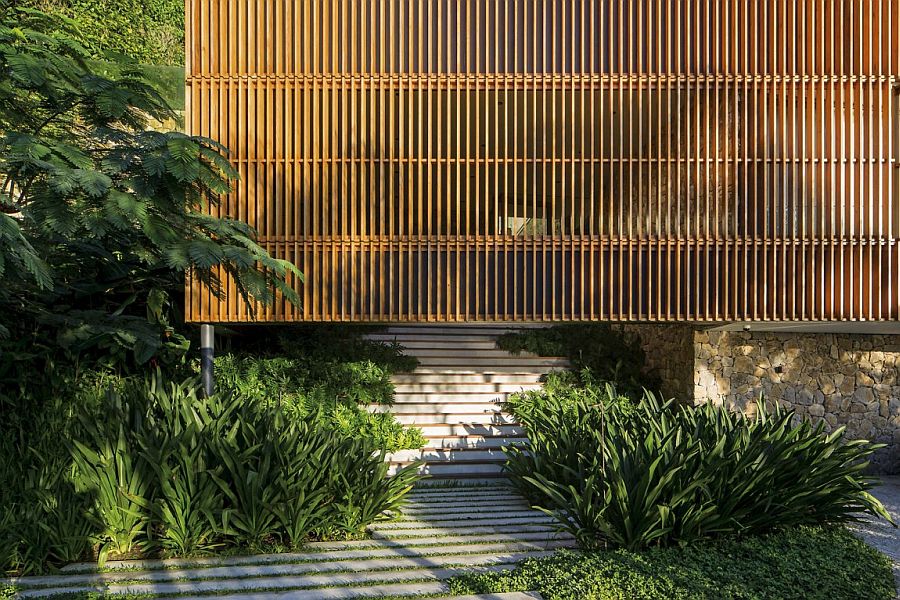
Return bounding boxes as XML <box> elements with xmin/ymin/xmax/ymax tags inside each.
<box><xmin>17</xmin><ymin>0</ymin><xmax>184</xmax><ymax>65</ymax></box>
<box><xmin>450</xmin><ymin>526</ymin><xmax>895</xmax><ymax>600</ymax></box>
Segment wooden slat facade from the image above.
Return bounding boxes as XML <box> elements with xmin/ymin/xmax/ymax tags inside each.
<box><xmin>186</xmin><ymin>0</ymin><xmax>900</xmax><ymax>323</ymax></box>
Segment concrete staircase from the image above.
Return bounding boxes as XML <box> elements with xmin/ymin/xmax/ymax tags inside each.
<box><xmin>367</xmin><ymin>325</ymin><xmax>566</xmax><ymax>479</ymax></box>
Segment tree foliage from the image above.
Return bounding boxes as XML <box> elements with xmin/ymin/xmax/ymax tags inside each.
<box><xmin>0</xmin><ymin>7</ymin><xmax>301</xmax><ymax>372</ymax></box>
<box><xmin>13</xmin><ymin>0</ymin><xmax>184</xmax><ymax>65</ymax></box>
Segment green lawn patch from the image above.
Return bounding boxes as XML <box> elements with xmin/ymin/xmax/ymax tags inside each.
<box><xmin>449</xmin><ymin>526</ymin><xmax>895</xmax><ymax>600</ymax></box>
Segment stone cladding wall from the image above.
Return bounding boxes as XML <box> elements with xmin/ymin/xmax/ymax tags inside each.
<box><xmin>693</xmin><ymin>331</ymin><xmax>900</xmax><ymax>473</ymax></box>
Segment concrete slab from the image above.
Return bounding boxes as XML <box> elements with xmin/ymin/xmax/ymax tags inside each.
<box><xmin>370</xmin><ymin>524</ymin><xmax>560</xmax><ymax>538</ymax></box>
<box><xmin>14</xmin><ymin>552</ymin><xmax>554</xmax><ymax>592</ymax></box>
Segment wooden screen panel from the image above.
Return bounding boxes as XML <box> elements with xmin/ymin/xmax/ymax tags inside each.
<box><xmin>186</xmin><ymin>0</ymin><xmax>900</xmax><ymax>323</ymax></box>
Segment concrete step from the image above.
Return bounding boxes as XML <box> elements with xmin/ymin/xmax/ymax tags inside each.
<box><xmin>392</xmin><ymin>392</ymin><xmax>527</xmax><ymax>403</ymax></box>
<box><xmin>13</xmin><ymin>552</ymin><xmax>554</xmax><ymax>594</ymax></box>
<box><xmin>371</xmin><ymin>515</ymin><xmax>555</xmax><ymax>530</ymax></box>
<box><xmin>394</xmin><ymin>413</ymin><xmax>516</xmax><ymax>425</ymax></box>
<box><xmin>406</xmin><ymin>487</ymin><xmax>518</xmax><ymax>497</ymax></box>
<box><xmin>392</xmin><ymin>373</ymin><xmax>545</xmax><ymax>384</ymax></box>
<box><xmin>16</xmin><ymin>569</ymin><xmax>498</xmax><ymax>598</ymax></box>
<box><xmin>403</xmin><ymin>500</ymin><xmax>534</xmax><ymax>512</ymax></box>
<box><xmin>403</xmin><ymin>366</ymin><xmax>560</xmax><ymax>375</ymax></box>
<box><xmin>372</xmin><ymin>403</ymin><xmax>504</xmax><ymax>415</ymax></box>
<box><xmin>405</xmin><ymin>491</ymin><xmax>525</xmax><ymax>503</ymax></box>
<box><xmin>414</xmin><ymin>356</ymin><xmax>567</xmax><ymax>367</ymax></box>
<box><xmin>57</xmin><ymin>535</ymin><xmax>566</xmax><ymax>575</ymax></box>
<box><xmin>402</xmin><ymin>503</ymin><xmax>532</xmax><ymax>516</ymax></box>
<box><xmin>414</xmin><ymin>424</ymin><xmax>524</xmax><ymax>436</ymax></box>
<box><xmin>389</xmin><ymin>509</ymin><xmax>546</xmax><ymax>523</ymax></box>
<box><xmin>392</xmin><ymin>384</ymin><xmax>541</xmax><ymax>398</ymax></box>
<box><xmin>381</xmin><ymin>339</ymin><xmax>503</xmax><ymax>349</ymax></box>
<box><xmin>401</xmin><ymin>348</ymin><xmax>542</xmax><ymax>358</ymax></box>
<box><xmin>370</xmin><ymin>523</ymin><xmax>558</xmax><ymax>538</ymax></box>
<box><xmin>388</xmin><ymin>462</ymin><xmax>506</xmax><ymax>477</ymax></box>
<box><xmin>415</xmin><ymin>436</ymin><xmax>526</xmax><ymax>450</ymax></box>
<box><xmin>387</xmin><ymin>448</ymin><xmax>510</xmax><ymax>463</ymax></box>
<box><xmin>372</xmin><ymin>325</ymin><xmax>558</xmax><ymax>479</ymax></box>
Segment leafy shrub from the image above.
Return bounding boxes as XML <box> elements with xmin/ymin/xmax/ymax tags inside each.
<box><xmin>17</xmin><ymin>0</ymin><xmax>185</xmax><ymax>65</ymax></box>
<box><xmin>0</xmin><ymin>324</ymin><xmax>424</xmax><ymax>574</ymax></box>
<box><xmin>70</xmin><ymin>426</ymin><xmax>150</xmax><ymax>561</ymax></box>
<box><xmin>215</xmin><ymin>325</ymin><xmax>424</xmax><ymax>451</ymax></box>
<box><xmin>505</xmin><ymin>387</ymin><xmax>892</xmax><ymax>550</ymax></box>
<box><xmin>450</xmin><ymin>526</ymin><xmax>895</xmax><ymax>600</ymax></box>
<box><xmin>0</xmin><ymin>370</ymin><xmax>115</xmax><ymax>576</ymax></box>
<box><xmin>497</xmin><ymin>324</ymin><xmax>660</xmax><ymax>399</ymax></box>
<box><xmin>502</xmin><ymin>381</ymin><xmax>631</xmax><ymax>504</ymax></box>
<box><xmin>68</xmin><ymin>374</ymin><xmax>422</xmax><ymax>561</ymax></box>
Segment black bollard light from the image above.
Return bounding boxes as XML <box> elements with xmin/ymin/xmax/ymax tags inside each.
<box><xmin>200</xmin><ymin>324</ymin><xmax>215</xmax><ymax>397</ymax></box>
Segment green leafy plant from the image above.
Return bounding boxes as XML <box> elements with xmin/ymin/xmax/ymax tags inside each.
<box><xmin>497</xmin><ymin>324</ymin><xmax>659</xmax><ymax>399</ymax></box>
<box><xmin>214</xmin><ymin>326</ymin><xmax>424</xmax><ymax>451</ymax></box>
<box><xmin>323</xmin><ymin>441</ymin><xmax>420</xmax><ymax>537</ymax></box>
<box><xmin>64</xmin><ymin>372</ymin><xmax>424</xmax><ymax>565</ymax></box>
<box><xmin>270</xmin><ymin>428</ymin><xmax>331</xmax><ymax>549</ymax></box>
<box><xmin>213</xmin><ymin>436</ymin><xmax>284</xmax><ymax>549</ymax></box>
<box><xmin>16</xmin><ymin>0</ymin><xmax>185</xmax><ymax>65</ymax></box>
<box><xmin>449</xmin><ymin>526</ymin><xmax>896</xmax><ymax>600</ymax></box>
<box><xmin>69</xmin><ymin>424</ymin><xmax>149</xmax><ymax>562</ymax></box>
<box><xmin>0</xmin><ymin>7</ymin><xmax>300</xmax><ymax>371</ymax></box>
<box><xmin>505</xmin><ymin>386</ymin><xmax>893</xmax><ymax>550</ymax></box>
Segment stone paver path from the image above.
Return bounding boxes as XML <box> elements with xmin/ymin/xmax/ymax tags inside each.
<box><xmin>854</xmin><ymin>477</ymin><xmax>900</xmax><ymax>595</ymax></box>
<box><xmin>4</xmin><ymin>484</ymin><xmax>570</xmax><ymax>599</ymax></box>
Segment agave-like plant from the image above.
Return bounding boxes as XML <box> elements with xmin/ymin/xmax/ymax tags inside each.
<box><xmin>506</xmin><ymin>386</ymin><xmax>894</xmax><ymax>551</ymax></box>
<box><xmin>69</xmin><ymin>425</ymin><xmax>150</xmax><ymax>563</ymax></box>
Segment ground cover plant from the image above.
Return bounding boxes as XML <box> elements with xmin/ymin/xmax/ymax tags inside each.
<box><xmin>504</xmin><ymin>384</ymin><xmax>893</xmax><ymax>550</ymax></box>
<box><xmin>215</xmin><ymin>325</ymin><xmax>425</xmax><ymax>451</ymax></box>
<box><xmin>496</xmin><ymin>323</ymin><xmax>660</xmax><ymax>399</ymax></box>
<box><xmin>449</xmin><ymin>526</ymin><xmax>896</xmax><ymax>600</ymax></box>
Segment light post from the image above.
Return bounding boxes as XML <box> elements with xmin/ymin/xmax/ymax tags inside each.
<box><xmin>200</xmin><ymin>324</ymin><xmax>214</xmax><ymax>396</ymax></box>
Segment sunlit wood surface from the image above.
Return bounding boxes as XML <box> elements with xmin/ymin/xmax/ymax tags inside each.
<box><xmin>186</xmin><ymin>0</ymin><xmax>899</xmax><ymax>322</ymax></box>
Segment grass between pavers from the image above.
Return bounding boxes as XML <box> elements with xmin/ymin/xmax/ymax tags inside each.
<box><xmin>54</xmin><ymin>538</ymin><xmax>564</xmax><ymax>575</ymax></box>
<box><xmin>50</xmin><ymin>526</ymin><xmax>566</xmax><ymax>575</ymax></box>
<box><xmin>6</xmin><ymin>566</ymin><xmax>516</xmax><ymax>599</ymax></box>
<box><xmin>11</xmin><ymin>547</ymin><xmax>564</xmax><ymax>589</ymax></box>
<box><xmin>5</xmin><ymin>576</ymin><xmax>447</xmax><ymax>599</ymax></box>
<box><xmin>2</xmin><ymin>584</ymin><xmax>475</xmax><ymax>600</ymax></box>
<box><xmin>448</xmin><ymin>525</ymin><xmax>895</xmax><ymax>600</ymax></box>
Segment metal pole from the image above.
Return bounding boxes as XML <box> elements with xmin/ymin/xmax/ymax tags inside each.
<box><xmin>200</xmin><ymin>324</ymin><xmax>214</xmax><ymax>397</ymax></box>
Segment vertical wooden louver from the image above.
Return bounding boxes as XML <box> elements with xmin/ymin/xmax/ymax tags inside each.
<box><xmin>186</xmin><ymin>0</ymin><xmax>899</xmax><ymax>323</ymax></box>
